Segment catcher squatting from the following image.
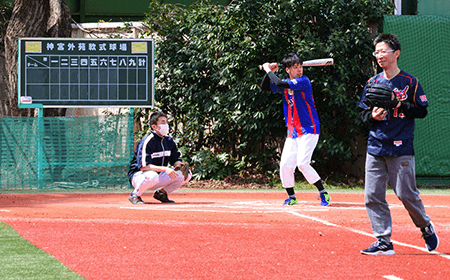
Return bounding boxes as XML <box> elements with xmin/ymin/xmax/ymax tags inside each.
<box><xmin>128</xmin><ymin>111</ymin><xmax>191</xmax><ymax>204</ymax></box>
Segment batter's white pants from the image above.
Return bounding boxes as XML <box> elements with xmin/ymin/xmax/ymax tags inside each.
<box><xmin>131</xmin><ymin>169</ymin><xmax>192</xmax><ymax>197</ymax></box>
<box><xmin>280</xmin><ymin>134</ymin><xmax>321</xmax><ymax>187</ymax></box>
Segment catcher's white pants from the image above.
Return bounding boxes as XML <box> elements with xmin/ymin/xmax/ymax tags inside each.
<box><xmin>131</xmin><ymin>169</ymin><xmax>192</xmax><ymax>197</ymax></box>
<box><xmin>280</xmin><ymin>134</ymin><xmax>321</xmax><ymax>187</ymax></box>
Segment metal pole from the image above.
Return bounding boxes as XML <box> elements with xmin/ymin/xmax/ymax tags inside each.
<box><xmin>37</xmin><ymin>108</ymin><xmax>43</xmax><ymax>189</ymax></box>
<box><xmin>128</xmin><ymin>108</ymin><xmax>134</xmax><ymax>188</ymax></box>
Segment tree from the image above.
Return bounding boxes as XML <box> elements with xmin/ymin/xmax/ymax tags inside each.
<box><xmin>4</xmin><ymin>0</ymin><xmax>72</xmax><ymax>117</ymax></box>
<box><xmin>142</xmin><ymin>0</ymin><xmax>394</xmax><ymax>179</ymax></box>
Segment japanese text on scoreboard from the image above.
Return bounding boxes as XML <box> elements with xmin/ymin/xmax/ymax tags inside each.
<box><xmin>18</xmin><ymin>38</ymin><xmax>154</xmax><ymax>108</ymax></box>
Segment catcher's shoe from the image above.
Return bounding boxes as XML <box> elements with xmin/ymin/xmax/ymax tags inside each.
<box><xmin>128</xmin><ymin>193</ymin><xmax>145</xmax><ymax>204</ymax></box>
<box><xmin>319</xmin><ymin>191</ymin><xmax>331</xmax><ymax>206</ymax></box>
<box><xmin>153</xmin><ymin>190</ymin><xmax>175</xmax><ymax>203</ymax></box>
<box><xmin>421</xmin><ymin>222</ymin><xmax>439</xmax><ymax>251</ymax></box>
<box><xmin>283</xmin><ymin>197</ymin><xmax>298</xmax><ymax>206</ymax></box>
<box><xmin>361</xmin><ymin>239</ymin><xmax>395</xmax><ymax>255</ymax></box>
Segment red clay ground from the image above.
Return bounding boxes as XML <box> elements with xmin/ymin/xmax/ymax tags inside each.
<box><xmin>1</xmin><ymin>191</ymin><xmax>449</xmax><ymax>279</ymax></box>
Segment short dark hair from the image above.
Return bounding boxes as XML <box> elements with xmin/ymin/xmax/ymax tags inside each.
<box><xmin>150</xmin><ymin>111</ymin><xmax>167</xmax><ymax>126</ymax></box>
<box><xmin>373</xmin><ymin>33</ymin><xmax>401</xmax><ymax>52</ymax></box>
<box><xmin>282</xmin><ymin>53</ymin><xmax>303</xmax><ymax>69</ymax></box>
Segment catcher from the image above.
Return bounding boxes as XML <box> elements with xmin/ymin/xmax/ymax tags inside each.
<box><xmin>127</xmin><ymin>111</ymin><xmax>191</xmax><ymax>204</ymax></box>
<box><xmin>358</xmin><ymin>33</ymin><xmax>438</xmax><ymax>255</ymax></box>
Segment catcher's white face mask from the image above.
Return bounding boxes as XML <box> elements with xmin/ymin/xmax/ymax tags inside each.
<box><xmin>158</xmin><ymin>124</ymin><xmax>169</xmax><ymax>136</ymax></box>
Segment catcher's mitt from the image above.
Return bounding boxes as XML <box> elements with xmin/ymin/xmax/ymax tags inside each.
<box><xmin>364</xmin><ymin>83</ymin><xmax>399</xmax><ymax>109</ymax></box>
<box><xmin>174</xmin><ymin>161</ymin><xmax>190</xmax><ymax>180</ymax></box>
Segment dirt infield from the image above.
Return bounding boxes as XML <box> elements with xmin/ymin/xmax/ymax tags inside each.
<box><xmin>1</xmin><ymin>191</ymin><xmax>449</xmax><ymax>279</ymax></box>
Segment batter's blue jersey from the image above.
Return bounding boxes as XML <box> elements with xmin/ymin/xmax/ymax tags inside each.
<box><xmin>270</xmin><ymin>75</ymin><xmax>320</xmax><ymax>138</ymax></box>
<box><xmin>357</xmin><ymin>70</ymin><xmax>429</xmax><ymax>156</ymax></box>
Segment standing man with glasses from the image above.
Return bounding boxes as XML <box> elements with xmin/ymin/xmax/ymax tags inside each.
<box><xmin>358</xmin><ymin>33</ymin><xmax>439</xmax><ymax>255</ymax></box>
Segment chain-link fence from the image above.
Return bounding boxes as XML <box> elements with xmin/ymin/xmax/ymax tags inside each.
<box><xmin>0</xmin><ymin>114</ymin><xmax>133</xmax><ymax>190</ymax></box>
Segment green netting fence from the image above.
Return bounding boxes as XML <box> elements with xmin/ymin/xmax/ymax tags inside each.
<box><xmin>383</xmin><ymin>15</ymin><xmax>450</xmax><ymax>186</ymax></box>
<box><xmin>0</xmin><ymin>114</ymin><xmax>134</xmax><ymax>190</ymax></box>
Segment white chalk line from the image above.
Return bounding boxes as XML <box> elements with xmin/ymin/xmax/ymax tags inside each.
<box><xmin>286</xmin><ymin>210</ymin><xmax>450</xmax><ymax>260</ymax></box>
<box><xmin>383</xmin><ymin>276</ymin><xmax>403</xmax><ymax>280</ymax></box>
<box><xmin>117</xmin><ymin>200</ymin><xmax>369</xmax><ymax>212</ymax></box>
<box><xmin>119</xmin><ymin>204</ymin><xmax>332</xmax><ymax>213</ymax></box>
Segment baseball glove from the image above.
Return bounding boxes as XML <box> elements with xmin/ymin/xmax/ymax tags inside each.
<box><xmin>174</xmin><ymin>161</ymin><xmax>190</xmax><ymax>180</ymax></box>
<box><xmin>364</xmin><ymin>83</ymin><xmax>399</xmax><ymax>109</ymax></box>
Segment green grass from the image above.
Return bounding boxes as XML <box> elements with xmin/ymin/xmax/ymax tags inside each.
<box><xmin>0</xmin><ymin>222</ymin><xmax>84</xmax><ymax>279</ymax></box>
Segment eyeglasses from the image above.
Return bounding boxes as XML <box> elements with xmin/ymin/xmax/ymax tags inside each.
<box><xmin>372</xmin><ymin>50</ymin><xmax>395</xmax><ymax>56</ymax></box>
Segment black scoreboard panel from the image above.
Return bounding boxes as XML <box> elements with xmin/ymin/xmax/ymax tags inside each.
<box><xmin>19</xmin><ymin>38</ymin><xmax>154</xmax><ymax>108</ymax></box>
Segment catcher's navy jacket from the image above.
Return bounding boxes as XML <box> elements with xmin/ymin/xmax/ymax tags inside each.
<box><xmin>357</xmin><ymin>70</ymin><xmax>428</xmax><ymax>157</ymax></box>
<box><xmin>128</xmin><ymin>131</ymin><xmax>182</xmax><ymax>183</ymax></box>
<box><xmin>269</xmin><ymin>75</ymin><xmax>320</xmax><ymax>138</ymax></box>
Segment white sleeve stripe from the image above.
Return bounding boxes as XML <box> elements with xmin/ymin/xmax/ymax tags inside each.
<box><xmin>141</xmin><ymin>134</ymin><xmax>154</xmax><ymax>167</ymax></box>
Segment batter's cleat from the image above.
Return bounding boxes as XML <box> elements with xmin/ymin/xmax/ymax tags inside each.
<box><xmin>319</xmin><ymin>191</ymin><xmax>331</xmax><ymax>206</ymax></box>
<box><xmin>361</xmin><ymin>239</ymin><xmax>395</xmax><ymax>255</ymax></box>
<box><xmin>153</xmin><ymin>190</ymin><xmax>175</xmax><ymax>203</ymax></box>
<box><xmin>128</xmin><ymin>193</ymin><xmax>145</xmax><ymax>204</ymax></box>
<box><xmin>283</xmin><ymin>197</ymin><xmax>298</xmax><ymax>206</ymax></box>
<box><xmin>421</xmin><ymin>222</ymin><xmax>439</xmax><ymax>251</ymax></box>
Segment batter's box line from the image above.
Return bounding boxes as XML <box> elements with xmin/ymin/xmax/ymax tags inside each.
<box><xmin>120</xmin><ymin>207</ymin><xmax>283</xmax><ymax>214</ymax></box>
<box><xmin>119</xmin><ymin>203</ymin><xmax>332</xmax><ymax>212</ymax></box>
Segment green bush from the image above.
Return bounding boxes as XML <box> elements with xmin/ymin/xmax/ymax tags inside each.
<box><xmin>141</xmin><ymin>0</ymin><xmax>394</xmax><ymax>179</ymax></box>
<box><xmin>187</xmin><ymin>149</ymin><xmax>247</xmax><ymax>180</ymax></box>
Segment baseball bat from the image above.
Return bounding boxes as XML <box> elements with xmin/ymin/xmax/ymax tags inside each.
<box><xmin>259</xmin><ymin>58</ymin><xmax>334</xmax><ymax>70</ymax></box>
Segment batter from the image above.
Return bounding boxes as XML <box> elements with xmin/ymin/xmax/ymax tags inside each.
<box><xmin>261</xmin><ymin>53</ymin><xmax>331</xmax><ymax>206</ymax></box>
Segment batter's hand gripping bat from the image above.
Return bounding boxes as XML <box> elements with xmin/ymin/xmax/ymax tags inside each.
<box><xmin>259</xmin><ymin>58</ymin><xmax>334</xmax><ymax>70</ymax></box>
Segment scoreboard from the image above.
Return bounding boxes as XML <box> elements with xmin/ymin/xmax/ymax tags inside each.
<box><xmin>18</xmin><ymin>38</ymin><xmax>154</xmax><ymax>108</ymax></box>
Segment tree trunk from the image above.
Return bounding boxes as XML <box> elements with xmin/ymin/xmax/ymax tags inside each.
<box><xmin>47</xmin><ymin>0</ymin><xmax>72</xmax><ymax>38</ymax></box>
<box><xmin>4</xmin><ymin>0</ymin><xmax>72</xmax><ymax>117</ymax></box>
